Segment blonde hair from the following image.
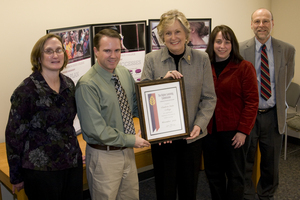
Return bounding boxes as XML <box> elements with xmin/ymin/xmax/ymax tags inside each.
<box><xmin>157</xmin><ymin>9</ymin><xmax>190</xmax><ymax>43</ymax></box>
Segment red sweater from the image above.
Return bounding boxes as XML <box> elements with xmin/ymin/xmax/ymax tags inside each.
<box><xmin>207</xmin><ymin>60</ymin><xmax>259</xmax><ymax>135</ymax></box>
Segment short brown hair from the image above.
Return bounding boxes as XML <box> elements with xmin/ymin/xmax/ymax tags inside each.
<box><xmin>31</xmin><ymin>33</ymin><xmax>68</xmax><ymax>72</ymax></box>
<box><xmin>206</xmin><ymin>25</ymin><xmax>243</xmax><ymax>64</ymax></box>
<box><xmin>93</xmin><ymin>29</ymin><xmax>121</xmax><ymax>50</ymax></box>
<box><xmin>157</xmin><ymin>9</ymin><xmax>190</xmax><ymax>43</ymax></box>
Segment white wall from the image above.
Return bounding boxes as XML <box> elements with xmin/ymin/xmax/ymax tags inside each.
<box><xmin>271</xmin><ymin>0</ymin><xmax>300</xmax><ymax>84</ymax></box>
<box><xmin>0</xmin><ymin>0</ymin><xmax>279</xmax><ymax>143</ymax></box>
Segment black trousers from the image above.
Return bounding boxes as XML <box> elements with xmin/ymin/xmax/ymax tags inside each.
<box><xmin>23</xmin><ymin>162</ymin><xmax>83</xmax><ymax>200</ymax></box>
<box><xmin>151</xmin><ymin>138</ymin><xmax>203</xmax><ymax>200</ymax></box>
<box><xmin>203</xmin><ymin>131</ymin><xmax>246</xmax><ymax>200</ymax></box>
<box><xmin>244</xmin><ymin>108</ymin><xmax>282</xmax><ymax>200</ymax></box>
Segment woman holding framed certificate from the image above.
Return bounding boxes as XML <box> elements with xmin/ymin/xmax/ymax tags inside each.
<box><xmin>141</xmin><ymin>9</ymin><xmax>216</xmax><ymax>200</ymax></box>
<box><xmin>203</xmin><ymin>25</ymin><xmax>259</xmax><ymax>200</ymax></box>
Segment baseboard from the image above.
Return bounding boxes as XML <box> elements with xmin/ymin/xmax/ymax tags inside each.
<box><xmin>138</xmin><ymin>169</ymin><xmax>154</xmax><ymax>181</ymax></box>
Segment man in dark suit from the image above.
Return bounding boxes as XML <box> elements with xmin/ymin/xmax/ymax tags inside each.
<box><xmin>240</xmin><ymin>8</ymin><xmax>295</xmax><ymax>200</ymax></box>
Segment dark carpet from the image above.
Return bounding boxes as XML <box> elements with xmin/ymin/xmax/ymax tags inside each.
<box><xmin>139</xmin><ymin>136</ymin><xmax>300</xmax><ymax>200</ymax></box>
<box><xmin>84</xmin><ymin>136</ymin><xmax>300</xmax><ymax>200</ymax></box>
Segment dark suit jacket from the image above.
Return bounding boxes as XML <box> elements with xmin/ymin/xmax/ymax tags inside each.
<box><xmin>239</xmin><ymin>37</ymin><xmax>295</xmax><ymax>134</ymax></box>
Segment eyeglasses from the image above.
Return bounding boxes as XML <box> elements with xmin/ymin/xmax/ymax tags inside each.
<box><xmin>43</xmin><ymin>48</ymin><xmax>65</xmax><ymax>55</ymax></box>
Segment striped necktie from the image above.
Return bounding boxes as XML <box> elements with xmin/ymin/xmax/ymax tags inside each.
<box><xmin>111</xmin><ymin>74</ymin><xmax>135</xmax><ymax>135</ymax></box>
<box><xmin>260</xmin><ymin>44</ymin><xmax>271</xmax><ymax>100</ymax></box>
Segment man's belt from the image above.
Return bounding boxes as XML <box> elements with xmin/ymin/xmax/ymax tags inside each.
<box><xmin>258</xmin><ymin>106</ymin><xmax>275</xmax><ymax>114</ymax></box>
<box><xmin>88</xmin><ymin>143</ymin><xmax>127</xmax><ymax>151</ymax></box>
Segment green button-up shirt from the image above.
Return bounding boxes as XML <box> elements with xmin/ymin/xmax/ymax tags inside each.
<box><xmin>75</xmin><ymin>62</ymin><xmax>138</xmax><ymax>147</ymax></box>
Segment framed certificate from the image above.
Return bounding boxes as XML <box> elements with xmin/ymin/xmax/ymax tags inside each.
<box><xmin>135</xmin><ymin>78</ymin><xmax>189</xmax><ymax>144</ymax></box>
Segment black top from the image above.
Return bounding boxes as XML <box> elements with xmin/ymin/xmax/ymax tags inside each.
<box><xmin>169</xmin><ymin>50</ymin><xmax>185</xmax><ymax>71</ymax></box>
<box><xmin>213</xmin><ymin>57</ymin><xmax>231</xmax><ymax>78</ymax></box>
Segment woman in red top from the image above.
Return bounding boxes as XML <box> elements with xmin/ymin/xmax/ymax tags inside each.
<box><xmin>203</xmin><ymin>25</ymin><xmax>259</xmax><ymax>200</ymax></box>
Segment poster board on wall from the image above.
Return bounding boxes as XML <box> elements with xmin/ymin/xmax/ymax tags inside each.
<box><xmin>148</xmin><ymin>18</ymin><xmax>212</xmax><ymax>52</ymax></box>
<box><xmin>47</xmin><ymin>25</ymin><xmax>93</xmax><ymax>134</ymax></box>
<box><xmin>92</xmin><ymin>21</ymin><xmax>146</xmax><ymax>82</ymax></box>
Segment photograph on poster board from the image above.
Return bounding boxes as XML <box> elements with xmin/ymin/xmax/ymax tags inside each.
<box><xmin>48</xmin><ymin>26</ymin><xmax>92</xmax><ymax>64</ymax></box>
<box><xmin>148</xmin><ymin>18</ymin><xmax>211</xmax><ymax>52</ymax></box>
<box><xmin>93</xmin><ymin>21</ymin><xmax>146</xmax><ymax>82</ymax></box>
<box><xmin>47</xmin><ymin>26</ymin><xmax>92</xmax><ymax>84</ymax></box>
<box><xmin>135</xmin><ymin>78</ymin><xmax>189</xmax><ymax>144</ymax></box>
<box><xmin>48</xmin><ymin>25</ymin><xmax>93</xmax><ymax>134</ymax></box>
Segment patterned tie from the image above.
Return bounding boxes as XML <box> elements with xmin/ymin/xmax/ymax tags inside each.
<box><xmin>260</xmin><ymin>44</ymin><xmax>271</xmax><ymax>100</ymax></box>
<box><xmin>111</xmin><ymin>74</ymin><xmax>136</xmax><ymax>135</ymax></box>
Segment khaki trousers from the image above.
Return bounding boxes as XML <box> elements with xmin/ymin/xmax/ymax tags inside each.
<box><xmin>86</xmin><ymin>145</ymin><xmax>139</xmax><ymax>200</ymax></box>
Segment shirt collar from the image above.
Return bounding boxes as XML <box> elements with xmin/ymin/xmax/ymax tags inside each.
<box><xmin>255</xmin><ymin>36</ymin><xmax>272</xmax><ymax>52</ymax></box>
<box><xmin>161</xmin><ymin>44</ymin><xmax>192</xmax><ymax>65</ymax></box>
<box><xmin>30</xmin><ymin>71</ymin><xmax>71</xmax><ymax>94</ymax></box>
<box><xmin>94</xmin><ymin>61</ymin><xmax>119</xmax><ymax>83</ymax></box>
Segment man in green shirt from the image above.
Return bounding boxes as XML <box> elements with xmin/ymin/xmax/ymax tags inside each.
<box><xmin>75</xmin><ymin>28</ymin><xmax>150</xmax><ymax>200</ymax></box>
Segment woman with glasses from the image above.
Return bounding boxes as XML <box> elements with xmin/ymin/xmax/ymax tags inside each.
<box><xmin>5</xmin><ymin>33</ymin><xmax>83</xmax><ymax>200</ymax></box>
